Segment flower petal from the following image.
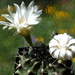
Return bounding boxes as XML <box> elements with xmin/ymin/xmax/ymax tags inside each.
<box><xmin>66</xmin><ymin>50</ymin><xmax>72</xmax><ymax>59</ymax></box>
<box><xmin>27</xmin><ymin>1</ymin><xmax>34</xmax><ymax>19</ymax></box>
<box><xmin>34</xmin><ymin>10</ymin><xmax>42</xmax><ymax>17</ymax></box>
<box><xmin>33</xmin><ymin>5</ymin><xmax>38</xmax><ymax>12</ymax></box>
<box><xmin>53</xmin><ymin>50</ymin><xmax>60</xmax><ymax>59</ymax></box>
<box><xmin>2</xmin><ymin>14</ymin><xmax>13</xmax><ymax>23</ymax></box>
<box><xmin>49</xmin><ymin>47</ymin><xmax>56</xmax><ymax>54</ymax></box>
<box><xmin>68</xmin><ymin>39</ymin><xmax>75</xmax><ymax>46</ymax></box>
<box><xmin>69</xmin><ymin>46</ymin><xmax>75</xmax><ymax>53</ymax></box>
<box><xmin>49</xmin><ymin>38</ymin><xmax>59</xmax><ymax>47</ymax></box>
<box><xmin>59</xmin><ymin>48</ymin><xmax>66</xmax><ymax>60</ymax></box>
<box><xmin>3</xmin><ymin>26</ymin><xmax>8</xmax><ymax>30</ymax></box>
<box><xmin>20</xmin><ymin>1</ymin><xmax>26</xmax><ymax>18</ymax></box>
<box><xmin>8</xmin><ymin>26</ymin><xmax>13</xmax><ymax>30</ymax></box>
<box><xmin>14</xmin><ymin>12</ymin><xmax>19</xmax><ymax>24</ymax></box>
<box><xmin>28</xmin><ymin>17</ymin><xmax>41</xmax><ymax>25</ymax></box>
<box><xmin>8</xmin><ymin>5</ymin><xmax>14</xmax><ymax>18</ymax></box>
<box><xmin>28</xmin><ymin>10</ymin><xmax>42</xmax><ymax>21</ymax></box>
<box><xmin>28</xmin><ymin>1</ymin><xmax>34</xmax><ymax>10</ymax></box>
<box><xmin>14</xmin><ymin>3</ymin><xmax>21</xmax><ymax>19</ymax></box>
<box><xmin>27</xmin><ymin>7</ymin><xmax>34</xmax><ymax>20</ymax></box>
<box><xmin>0</xmin><ymin>21</ymin><xmax>11</xmax><ymax>26</ymax></box>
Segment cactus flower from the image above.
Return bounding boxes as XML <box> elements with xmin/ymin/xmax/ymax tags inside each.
<box><xmin>49</xmin><ymin>33</ymin><xmax>75</xmax><ymax>60</ymax></box>
<box><xmin>0</xmin><ymin>1</ymin><xmax>42</xmax><ymax>36</ymax></box>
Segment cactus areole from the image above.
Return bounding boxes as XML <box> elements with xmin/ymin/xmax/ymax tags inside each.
<box><xmin>14</xmin><ymin>44</ymin><xmax>74</xmax><ymax>75</ymax></box>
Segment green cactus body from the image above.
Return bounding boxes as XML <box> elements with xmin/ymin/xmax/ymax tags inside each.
<box><xmin>14</xmin><ymin>44</ymin><xmax>74</xmax><ymax>75</ymax></box>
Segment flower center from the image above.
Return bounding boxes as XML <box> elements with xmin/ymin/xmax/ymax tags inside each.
<box><xmin>19</xmin><ymin>19</ymin><xmax>24</xmax><ymax>24</ymax></box>
<box><xmin>57</xmin><ymin>40</ymin><xmax>69</xmax><ymax>50</ymax></box>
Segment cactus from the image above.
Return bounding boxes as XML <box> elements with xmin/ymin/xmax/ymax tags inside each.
<box><xmin>14</xmin><ymin>44</ymin><xmax>74</xmax><ymax>75</ymax></box>
<box><xmin>0</xmin><ymin>0</ymin><xmax>74</xmax><ymax>74</ymax></box>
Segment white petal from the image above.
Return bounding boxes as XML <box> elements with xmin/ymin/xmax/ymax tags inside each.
<box><xmin>33</xmin><ymin>10</ymin><xmax>42</xmax><ymax>17</ymax></box>
<box><xmin>17</xmin><ymin>28</ymin><xmax>21</xmax><ymax>33</ymax></box>
<box><xmin>0</xmin><ymin>21</ymin><xmax>10</xmax><ymax>26</ymax></box>
<box><xmin>8</xmin><ymin>5</ymin><xmax>14</xmax><ymax>18</ymax></box>
<box><xmin>62</xmin><ymin>33</ymin><xmax>72</xmax><ymax>43</ymax></box>
<box><xmin>66</xmin><ymin>50</ymin><xmax>72</xmax><ymax>59</ymax></box>
<box><xmin>53</xmin><ymin>34</ymin><xmax>62</xmax><ymax>41</ymax></box>
<box><xmin>27</xmin><ymin>1</ymin><xmax>34</xmax><ymax>19</ymax></box>
<box><xmin>28</xmin><ymin>1</ymin><xmax>34</xmax><ymax>10</ymax></box>
<box><xmin>59</xmin><ymin>48</ymin><xmax>66</xmax><ymax>60</ymax></box>
<box><xmin>20</xmin><ymin>1</ymin><xmax>26</xmax><ymax>18</ymax></box>
<box><xmin>68</xmin><ymin>39</ymin><xmax>75</xmax><ymax>46</ymax></box>
<box><xmin>27</xmin><ymin>25</ymin><xmax>33</xmax><ymax>31</ymax></box>
<box><xmin>10</xmin><ymin>23</ymin><xmax>16</xmax><ymax>27</ymax></box>
<box><xmin>28</xmin><ymin>19</ymin><xmax>40</xmax><ymax>25</ymax></box>
<box><xmin>28</xmin><ymin>10</ymin><xmax>42</xmax><ymax>21</ymax></box>
<box><xmin>69</xmin><ymin>46</ymin><xmax>75</xmax><ymax>53</ymax></box>
<box><xmin>27</xmin><ymin>7</ymin><xmax>34</xmax><ymax>19</ymax></box>
<box><xmin>20</xmin><ymin>1</ymin><xmax>26</xmax><ymax>10</ymax></box>
<box><xmin>54</xmin><ymin>33</ymin><xmax>70</xmax><ymax>42</ymax></box>
<box><xmin>49</xmin><ymin>47</ymin><xmax>56</xmax><ymax>54</ymax></box>
<box><xmin>28</xmin><ymin>15</ymin><xmax>40</xmax><ymax>25</ymax></box>
<box><xmin>33</xmin><ymin>5</ymin><xmax>38</xmax><ymax>12</ymax></box>
<box><xmin>8</xmin><ymin>26</ymin><xmax>12</xmax><ymax>30</ymax></box>
<box><xmin>2</xmin><ymin>14</ymin><xmax>13</xmax><ymax>23</ymax></box>
<box><xmin>67</xmin><ymin>34</ymin><xmax>72</xmax><ymax>40</ymax></box>
<box><xmin>14</xmin><ymin>3</ymin><xmax>21</xmax><ymax>19</ymax></box>
<box><xmin>49</xmin><ymin>39</ymin><xmax>59</xmax><ymax>47</ymax></box>
<box><xmin>14</xmin><ymin>12</ymin><xmax>19</xmax><ymax>24</ymax></box>
<box><xmin>14</xmin><ymin>3</ymin><xmax>20</xmax><ymax>11</ymax></box>
<box><xmin>27</xmin><ymin>8</ymin><xmax>42</xmax><ymax>24</ymax></box>
<box><xmin>3</xmin><ymin>26</ymin><xmax>8</xmax><ymax>30</ymax></box>
<box><xmin>53</xmin><ymin>50</ymin><xmax>60</xmax><ymax>59</ymax></box>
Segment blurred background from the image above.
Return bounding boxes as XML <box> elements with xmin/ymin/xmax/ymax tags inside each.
<box><xmin>0</xmin><ymin>0</ymin><xmax>75</xmax><ymax>75</ymax></box>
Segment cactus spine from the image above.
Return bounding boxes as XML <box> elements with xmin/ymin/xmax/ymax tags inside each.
<box><xmin>14</xmin><ymin>44</ymin><xmax>74</xmax><ymax>75</ymax></box>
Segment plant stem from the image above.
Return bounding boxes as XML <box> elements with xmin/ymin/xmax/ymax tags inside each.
<box><xmin>24</xmin><ymin>34</ymin><xmax>33</xmax><ymax>47</ymax></box>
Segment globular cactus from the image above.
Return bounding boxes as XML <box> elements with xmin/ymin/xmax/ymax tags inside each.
<box><xmin>14</xmin><ymin>44</ymin><xmax>74</xmax><ymax>75</ymax></box>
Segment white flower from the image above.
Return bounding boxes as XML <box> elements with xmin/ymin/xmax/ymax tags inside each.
<box><xmin>0</xmin><ymin>1</ymin><xmax>42</xmax><ymax>36</ymax></box>
<box><xmin>49</xmin><ymin>33</ymin><xmax>75</xmax><ymax>60</ymax></box>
